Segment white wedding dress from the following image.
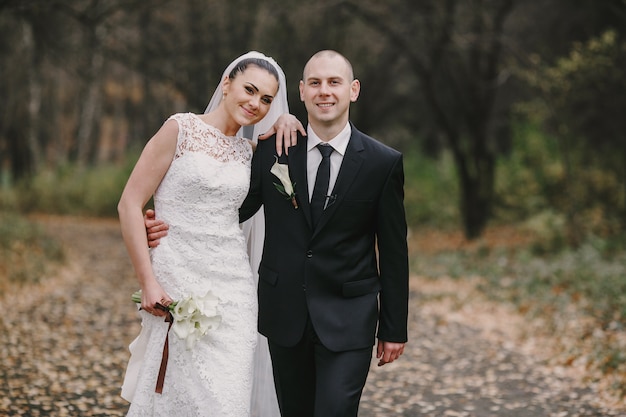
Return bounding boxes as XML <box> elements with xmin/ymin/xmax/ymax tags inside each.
<box><xmin>122</xmin><ymin>113</ymin><xmax>259</xmax><ymax>416</ymax></box>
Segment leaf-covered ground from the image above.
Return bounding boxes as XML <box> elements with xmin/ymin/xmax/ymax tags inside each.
<box><xmin>0</xmin><ymin>216</ymin><xmax>624</xmax><ymax>416</ymax></box>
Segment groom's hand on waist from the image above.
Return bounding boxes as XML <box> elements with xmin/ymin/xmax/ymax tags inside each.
<box><xmin>145</xmin><ymin>208</ymin><xmax>169</xmax><ymax>248</ymax></box>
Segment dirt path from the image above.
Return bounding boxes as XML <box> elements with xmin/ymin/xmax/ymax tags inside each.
<box><xmin>0</xmin><ymin>216</ymin><xmax>623</xmax><ymax>416</ymax></box>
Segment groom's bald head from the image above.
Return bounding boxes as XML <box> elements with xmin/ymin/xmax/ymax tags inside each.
<box><xmin>303</xmin><ymin>50</ymin><xmax>354</xmax><ymax>81</ymax></box>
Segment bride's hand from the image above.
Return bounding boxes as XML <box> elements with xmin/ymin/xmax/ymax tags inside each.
<box><xmin>258</xmin><ymin>113</ymin><xmax>305</xmax><ymax>156</ymax></box>
<box><xmin>141</xmin><ymin>280</ymin><xmax>172</xmax><ymax>317</ymax></box>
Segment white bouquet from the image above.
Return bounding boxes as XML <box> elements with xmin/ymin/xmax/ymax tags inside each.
<box><xmin>131</xmin><ymin>290</ymin><xmax>221</xmax><ymax>349</ymax></box>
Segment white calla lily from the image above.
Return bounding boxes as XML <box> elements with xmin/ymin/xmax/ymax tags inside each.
<box><xmin>131</xmin><ymin>289</ymin><xmax>221</xmax><ymax>350</ymax></box>
<box><xmin>270</xmin><ymin>157</ymin><xmax>298</xmax><ymax>209</ymax></box>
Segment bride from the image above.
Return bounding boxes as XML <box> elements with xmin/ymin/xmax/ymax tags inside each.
<box><xmin>118</xmin><ymin>51</ymin><xmax>301</xmax><ymax>416</ymax></box>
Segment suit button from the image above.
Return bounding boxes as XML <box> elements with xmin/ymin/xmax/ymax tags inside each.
<box><xmin>306</xmin><ymin>250</ymin><xmax>313</xmax><ymax>258</ymax></box>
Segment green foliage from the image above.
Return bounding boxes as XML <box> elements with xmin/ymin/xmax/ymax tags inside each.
<box><xmin>0</xmin><ymin>211</ymin><xmax>64</xmax><ymax>285</ymax></box>
<box><xmin>540</xmin><ymin>30</ymin><xmax>626</xmax><ymax>148</ymax></box>
<box><xmin>494</xmin><ymin>122</ymin><xmax>560</xmax><ymax>221</ymax></box>
<box><xmin>9</xmin><ymin>157</ymin><xmax>137</xmax><ymax>217</ymax></box>
<box><xmin>513</xmin><ymin>31</ymin><xmax>626</xmax><ymax>243</ymax></box>
<box><xmin>0</xmin><ymin>186</ymin><xmax>18</xmax><ymax>212</ymax></box>
<box><xmin>403</xmin><ymin>150</ymin><xmax>459</xmax><ymax>229</ymax></box>
<box><xmin>495</xmin><ymin>120</ymin><xmax>625</xmax><ymax>246</ymax></box>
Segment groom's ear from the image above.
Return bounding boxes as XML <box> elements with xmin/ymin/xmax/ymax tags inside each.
<box><xmin>350</xmin><ymin>79</ymin><xmax>361</xmax><ymax>102</ymax></box>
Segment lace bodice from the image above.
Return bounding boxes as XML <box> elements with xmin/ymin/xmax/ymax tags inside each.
<box><xmin>174</xmin><ymin>114</ymin><xmax>251</xmax><ymax>164</ymax></box>
<box><xmin>158</xmin><ymin>113</ymin><xmax>252</xmax><ymax>235</ymax></box>
<box><xmin>123</xmin><ymin>113</ymin><xmax>258</xmax><ymax>417</ymax></box>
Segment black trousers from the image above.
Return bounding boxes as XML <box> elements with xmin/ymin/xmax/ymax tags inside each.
<box><xmin>268</xmin><ymin>318</ymin><xmax>372</xmax><ymax>417</ymax></box>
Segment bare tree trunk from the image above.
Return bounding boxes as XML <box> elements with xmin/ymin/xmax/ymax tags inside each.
<box><xmin>454</xmin><ymin>137</ymin><xmax>496</xmax><ymax>239</ymax></box>
<box><xmin>22</xmin><ymin>20</ymin><xmax>43</xmax><ymax>172</ymax></box>
<box><xmin>76</xmin><ymin>25</ymin><xmax>105</xmax><ymax>167</ymax></box>
<box><xmin>344</xmin><ymin>0</ymin><xmax>514</xmax><ymax>239</ymax></box>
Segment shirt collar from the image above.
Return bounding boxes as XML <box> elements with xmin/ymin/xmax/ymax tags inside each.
<box><xmin>306</xmin><ymin>123</ymin><xmax>351</xmax><ymax>156</ymax></box>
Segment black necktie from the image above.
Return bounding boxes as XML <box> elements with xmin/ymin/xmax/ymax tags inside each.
<box><xmin>310</xmin><ymin>144</ymin><xmax>334</xmax><ymax>227</ymax></box>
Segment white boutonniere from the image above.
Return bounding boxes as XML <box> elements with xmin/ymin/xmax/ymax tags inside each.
<box><xmin>270</xmin><ymin>156</ymin><xmax>298</xmax><ymax>209</ymax></box>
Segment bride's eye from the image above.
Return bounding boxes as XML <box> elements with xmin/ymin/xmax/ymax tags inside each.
<box><xmin>261</xmin><ymin>97</ymin><xmax>273</xmax><ymax>105</ymax></box>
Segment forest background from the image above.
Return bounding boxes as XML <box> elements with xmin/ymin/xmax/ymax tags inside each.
<box><xmin>0</xmin><ymin>0</ymin><xmax>625</xmax><ymax>400</ymax></box>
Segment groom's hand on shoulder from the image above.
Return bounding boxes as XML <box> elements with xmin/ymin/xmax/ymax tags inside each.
<box><xmin>144</xmin><ymin>208</ymin><xmax>169</xmax><ymax>248</ymax></box>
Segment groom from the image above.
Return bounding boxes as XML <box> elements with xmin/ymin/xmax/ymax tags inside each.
<box><xmin>147</xmin><ymin>50</ymin><xmax>409</xmax><ymax>416</ymax></box>
<box><xmin>241</xmin><ymin>50</ymin><xmax>408</xmax><ymax>417</ymax></box>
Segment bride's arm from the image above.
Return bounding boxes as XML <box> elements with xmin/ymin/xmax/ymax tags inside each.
<box><xmin>118</xmin><ymin>120</ymin><xmax>177</xmax><ymax>316</ymax></box>
<box><xmin>258</xmin><ymin>113</ymin><xmax>306</xmax><ymax>156</ymax></box>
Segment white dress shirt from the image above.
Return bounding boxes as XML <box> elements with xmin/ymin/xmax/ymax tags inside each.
<box><xmin>306</xmin><ymin>123</ymin><xmax>351</xmax><ymax>202</ymax></box>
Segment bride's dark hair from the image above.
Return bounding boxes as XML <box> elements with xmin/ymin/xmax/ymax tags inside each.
<box><xmin>228</xmin><ymin>58</ymin><xmax>280</xmax><ymax>87</ymax></box>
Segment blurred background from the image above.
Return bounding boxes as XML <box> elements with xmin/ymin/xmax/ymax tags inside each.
<box><xmin>1</xmin><ymin>0</ymin><xmax>625</xmax><ymax>402</ymax></box>
<box><xmin>1</xmin><ymin>0</ymin><xmax>624</xmax><ymax>239</ymax></box>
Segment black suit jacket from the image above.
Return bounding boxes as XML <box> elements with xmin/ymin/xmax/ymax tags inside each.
<box><xmin>240</xmin><ymin>124</ymin><xmax>408</xmax><ymax>352</ymax></box>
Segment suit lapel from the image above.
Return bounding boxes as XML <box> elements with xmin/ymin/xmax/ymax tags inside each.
<box><xmin>313</xmin><ymin>129</ymin><xmax>364</xmax><ymax>234</ymax></box>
